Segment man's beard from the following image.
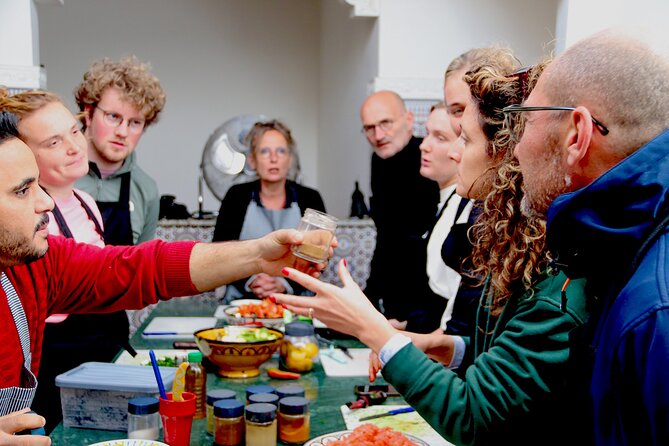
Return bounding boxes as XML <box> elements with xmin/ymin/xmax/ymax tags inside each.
<box><xmin>520</xmin><ymin>129</ymin><xmax>569</xmax><ymax>218</ymax></box>
<box><xmin>0</xmin><ymin>217</ymin><xmax>49</xmax><ymax>266</ymax></box>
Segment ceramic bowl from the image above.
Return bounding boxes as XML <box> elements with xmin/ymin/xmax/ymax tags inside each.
<box><xmin>222</xmin><ymin>305</ymin><xmax>285</xmax><ymax>330</ymax></box>
<box><xmin>194</xmin><ymin>326</ymin><xmax>284</xmax><ymax>378</ymax></box>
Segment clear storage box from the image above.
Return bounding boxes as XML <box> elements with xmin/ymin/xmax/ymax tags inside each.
<box><xmin>55</xmin><ymin>362</ymin><xmax>176</xmax><ymax>431</ymax></box>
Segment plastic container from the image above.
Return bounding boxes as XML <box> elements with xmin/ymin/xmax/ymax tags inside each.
<box><xmin>127</xmin><ymin>396</ymin><xmax>160</xmax><ymax>440</ymax></box>
<box><xmin>291</xmin><ymin>208</ymin><xmax>337</xmax><ymax>263</ymax></box>
<box><xmin>245</xmin><ymin>403</ymin><xmax>277</xmax><ymax>446</ymax></box>
<box><xmin>207</xmin><ymin>389</ymin><xmax>237</xmax><ymax>435</ymax></box>
<box><xmin>279</xmin><ymin>322</ymin><xmax>319</xmax><ymax>373</ymax></box>
<box><xmin>185</xmin><ymin>351</ymin><xmax>207</xmax><ymax>419</ymax></box>
<box><xmin>248</xmin><ymin>392</ymin><xmax>279</xmax><ymax>406</ymax></box>
<box><xmin>55</xmin><ymin>362</ymin><xmax>176</xmax><ymax>431</ymax></box>
<box><xmin>275</xmin><ymin>385</ymin><xmax>305</xmax><ymax>400</ymax></box>
<box><xmin>278</xmin><ymin>396</ymin><xmax>310</xmax><ymax>444</ymax></box>
<box><xmin>213</xmin><ymin>399</ymin><xmax>245</xmax><ymax>446</ymax></box>
<box><xmin>245</xmin><ymin>385</ymin><xmax>276</xmax><ymax>404</ymax></box>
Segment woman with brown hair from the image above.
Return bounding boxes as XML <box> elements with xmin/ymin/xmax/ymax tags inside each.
<box><xmin>275</xmin><ymin>52</ymin><xmax>589</xmax><ymax>445</ymax></box>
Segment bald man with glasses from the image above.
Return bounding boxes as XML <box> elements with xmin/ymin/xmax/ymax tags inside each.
<box><xmin>359</xmin><ymin>90</ymin><xmax>439</xmax><ymax>332</ymax></box>
<box><xmin>507</xmin><ymin>29</ymin><xmax>669</xmax><ymax>445</ymax></box>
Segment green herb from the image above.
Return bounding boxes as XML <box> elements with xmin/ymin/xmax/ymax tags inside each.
<box><xmin>141</xmin><ymin>356</ymin><xmax>176</xmax><ymax>367</ymax></box>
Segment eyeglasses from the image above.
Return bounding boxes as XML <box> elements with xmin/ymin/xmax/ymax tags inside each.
<box><xmin>502</xmin><ymin>104</ymin><xmax>610</xmax><ymax>143</ymax></box>
<box><xmin>95</xmin><ymin>106</ymin><xmax>145</xmax><ymax>133</ymax></box>
<box><xmin>362</xmin><ymin>119</ymin><xmax>393</xmax><ymax>136</ymax></box>
<box><xmin>256</xmin><ymin>147</ymin><xmax>290</xmax><ymax>158</ymax></box>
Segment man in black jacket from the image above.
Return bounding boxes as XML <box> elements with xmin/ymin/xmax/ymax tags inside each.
<box><xmin>359</xmin><ymin>90</ymin><xmax>439</xmax><ymax>331</ymax></box>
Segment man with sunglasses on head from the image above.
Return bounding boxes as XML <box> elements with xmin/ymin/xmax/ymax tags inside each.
<box><xmin>359</xmin><ymin>91</ymin><xmax>439</xmax><ymax>332</ymax></box>
<box><xmin>507</xmin><ymin>29</ymin><xmax>669</xmax><ymax>445</ymax></box>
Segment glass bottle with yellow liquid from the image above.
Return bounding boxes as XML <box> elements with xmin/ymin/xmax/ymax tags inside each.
<box><xmin>185</xmin><ymin>351</ymin><xmax>207</xmax><ymax>419</ymax></box>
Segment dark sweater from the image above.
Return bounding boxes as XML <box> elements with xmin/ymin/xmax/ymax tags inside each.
<box><xmin>365</xmin><ymin>136</ymin><xmax>440</xmax><ymax>321</ymax></box>
<box><xmin>212</xmin><ymin>180</ymin><xmax>326</xmax><ymax>297</ymax></box>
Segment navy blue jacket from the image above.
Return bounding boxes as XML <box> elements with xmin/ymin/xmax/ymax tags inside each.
<box><xmin>547</xmin><ymin>128</ymin><xmax>669</xmax><ymax>445</ymax></box>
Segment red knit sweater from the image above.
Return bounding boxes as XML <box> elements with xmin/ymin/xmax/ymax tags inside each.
<box><xmin>0</xmin><ymin>235</ymin><xmax>199</xmax><ymax>387</ymax></box>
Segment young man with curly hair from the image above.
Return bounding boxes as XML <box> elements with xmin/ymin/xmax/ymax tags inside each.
<box><xmin>75</xmin><ymin>55</ymin><xmax>166</xmax><ymax>246</ymax></box>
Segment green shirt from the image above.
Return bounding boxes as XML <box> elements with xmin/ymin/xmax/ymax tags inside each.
<box><xmin>383</xmin><ymin>271</ymin><xmax>588</xmax><ymax>446</ymax></box>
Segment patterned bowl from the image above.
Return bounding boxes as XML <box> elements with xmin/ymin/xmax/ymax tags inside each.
<box><xmin>194</xmin><ymin>326</ymin><xmax>283</xmax><ymax>378</ymax></box>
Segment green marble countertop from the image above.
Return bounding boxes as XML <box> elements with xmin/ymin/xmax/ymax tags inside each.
<box><xmin>49</xmin><ymin>298</ymin><xmax>397</xmax><ymax>445</ymax></box>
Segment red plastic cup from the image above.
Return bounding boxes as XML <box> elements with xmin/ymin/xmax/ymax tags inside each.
<box><xmin>159</xmin><ymin>392</ymin><xmax>196</xmax><ymax>446</ymax></box>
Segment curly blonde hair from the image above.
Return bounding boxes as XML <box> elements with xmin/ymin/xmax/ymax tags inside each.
<box><xmin>74</xmin><ymin>55</ymin><xmax>166</xmax><ymax>129</ymax></box>
<box><xmin>464</xmin><ymin>61</ymin><xmax>549</xmax><ymax>315</ymax></box>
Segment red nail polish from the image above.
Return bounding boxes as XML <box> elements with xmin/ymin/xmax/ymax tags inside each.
<box><xmin>268</xmin><ymin>296</ymin><xmax>276</xmax><ymax>303</ymax></box>
<box><xmin>280</xmin><ymin>304</ymin><xmax>287</xmax><ymax>309</ymax></box>
<box><xmin>281</xmin><ymin>267</ymin><xmax>289</xmax><ymax>276</ymax></box>
<box><xmin>343</xmin><ymin>258</ymin><xmax>347</xmax><ymax>267</ymax></box>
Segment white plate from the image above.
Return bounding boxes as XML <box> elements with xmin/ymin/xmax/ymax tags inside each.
<box><xmin>88</xmin><ymin>440</ymin><xmax>169</xmax><ymax>446</ymax></box>
<box><xmin>305</xmin><ymin>429</ymin><xmax>428</xmax><ymax>445</ymax></box>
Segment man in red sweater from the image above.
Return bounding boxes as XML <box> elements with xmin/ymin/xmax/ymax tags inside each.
<box><xmin>0</xmin><ymin>111</ymin><xmax>326</xmax><ymax>442</ymax></box>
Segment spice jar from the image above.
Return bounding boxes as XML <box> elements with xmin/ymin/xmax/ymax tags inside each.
<box><xmin>280</xmin><ymin>322</ymin><xmax>319</xmax><ymax>373</ymax></box>
<box><xmin>245</xmin><ymin>385</ymin><xmax>276</xmax><ymax>404</ymax></box>
<box><xmin>127</xmin><ymin>396</ymin><xmax>160</xmax><ymax>440</ymax></box>
<box><xmin>276</xmin><ymin>385</ymin><xmax>305</xmax><ymax>400</ymax></box>
<box><xmin>245</xmin><ymin>403</ymin><xmax>277</xmax><ymax>446</ymax></box>
<box><xmin>207</xmin><ymin>389</ymin><xmax>237</xmax><ymax>435</ymax></box>
<box><xmin>248</xmin><ymin>392</ymin><xmax>279</xmax><ymax>406</ymax></box>
<box><xmin>213</xmin><ymin>399</ymin><xmax>245</xmax><ymax>446</ymax></box>
<box><xmin>278</xmin><ymin>396</ymin><xmax>310</xmax><ymax>444</ymax></box>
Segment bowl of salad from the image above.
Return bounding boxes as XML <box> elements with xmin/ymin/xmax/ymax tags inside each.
<box><xmin>194</xmin><ymin>325</ymin><xmax>284</xmax><ymax>378</ymax></box>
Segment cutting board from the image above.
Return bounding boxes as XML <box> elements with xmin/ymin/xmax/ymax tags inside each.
<box><xmin>319</xmin><ymin>347</ymin><xmax>378</xmax><ymax>377</ymax></box>
<box><xmin>141</xmin><ymin>317</ymin><xmax>216</xmax><ymax>339</ymax></box>
<box><xmin>341</xmin><ymin>405</ymin><xmax>453</xmax><ymax>446</ymax></box>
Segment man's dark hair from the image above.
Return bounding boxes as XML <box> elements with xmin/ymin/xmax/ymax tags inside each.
<box><xmin>0</xmin><ymin>111</ymin><xmax>20</xmax><ymax>145</ymax></box>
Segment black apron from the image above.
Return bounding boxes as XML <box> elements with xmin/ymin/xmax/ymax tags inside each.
<box><xmin>98</xmin><ymin>172</ymin><xmax>134</xmax><ymax>245</ymax></box>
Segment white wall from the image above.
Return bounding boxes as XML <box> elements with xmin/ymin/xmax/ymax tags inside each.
<box><xmin>36</xmin><ymin>0</ymin><xmax>321</xmax><ymax>214</ymax></box>
<box><xmin>378</xmin><ymin>0</ymin><xmax>559</xmax><ymax>82</ymax></box>
<box><xmin>556</xmin><ymin>0</ymin><xmax>669</xmax><ymax>54</ymax></box>
<box><xmin>319</xmin><ymin>1</ymin><xmax>378</xmax><ymax>217</ymax></box>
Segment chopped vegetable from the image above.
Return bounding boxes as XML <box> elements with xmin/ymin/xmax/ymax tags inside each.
<box><xmin>237</xmin><ymin>299</ymin><xmax>284</xmax><ymax>318</ymax></box>
<box><xmin>328</xmin><ymin>424</ymin><xmax>418</xmax><ymax>445</ymax></box>
<box><xmin>238</xmin><ymin>327</ymin><xmax>278</xmax><ymax>342</ymax></box>
<box><xmin>141</xmin><ymin>356</ymin><xmax>176</xmax><ymax>367</ymax></box>
<box><xmin>267</xmin><ymin>368</ymin><xmax>301</xmax><ymax>380</ymax></box>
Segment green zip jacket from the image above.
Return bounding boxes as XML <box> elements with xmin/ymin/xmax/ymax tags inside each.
<box><xmin>383</xmin><ymin>271</ymin><xmax>587</xmax><ymax>446</ymax></box>
<box><xmin>76</xmin><ymin>151</ymin><xmax>160</xmax><ymax>244</ymax></box>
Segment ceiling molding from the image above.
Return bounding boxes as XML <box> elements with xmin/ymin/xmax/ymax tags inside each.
<box><xmin>343</xmin><ymin>0</ymin><xmax>379</xmax><ymax>17</ymax></box>
<box><xmin>0</xmin><ymin>65</ymin><xmax>47</xmax><ymax>90</ymax></box>
<box><xmin>33</xmin><ymin>0</ymin><xmax>64</xmax><ymax>5</ymax></box>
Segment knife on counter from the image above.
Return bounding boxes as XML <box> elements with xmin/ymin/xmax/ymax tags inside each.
<box><xmin>358</xmin><ymin>407</ymin><xmax>416</xmax><ymax>421</ymax></box>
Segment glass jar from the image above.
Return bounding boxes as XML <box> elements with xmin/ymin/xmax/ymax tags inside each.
<box><xmin>278</xmin><ymin>396</ymin><xmax>310</xmax><ymax>444</ymax></box>
<box><xmin>248</xmin><ymin>392</ymin><xmax>279</xmax><ymax>406</ymax></box>
<box><xmin>291</xmin><ymin>208</ymin><xmax>337</xmax><ymax>263</ymax></box>
<box><xmin>207</xmin><ymin>389</ymin><xmax>237</xmax><ymax>435</ymax></box>
<box><xmin>244</xmin><ymin>385</ymin><xmax>276</xmax><ymax>404</ymax></box>
<box><xmin>280</xmin><ymin>322</ymin><xmax>319</xmax><ymax>373</ymax></box>
<box><xmin>127</xmin><ymin>396</ymin><xmax>160</xmax><ymax>440</ymax></box>
<box><xmin>213</xmin><ymin>399</ymin><xmax>245</xmax><ymax>446</ymax></box>
<box><xmin>245</xmin><ymin>403</ymin><xmax>277</xmax><ymax>446</ymax></box>
<box><xmin>276</xmin><ymin>384</ymin><xmax>305</xmax><ymax>400</ymax></box>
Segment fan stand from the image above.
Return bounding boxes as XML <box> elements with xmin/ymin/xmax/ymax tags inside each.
<box><xmin>193</xmin><ymin>173</ymin><xmax>216</xmax><ymax>219</ymax></box>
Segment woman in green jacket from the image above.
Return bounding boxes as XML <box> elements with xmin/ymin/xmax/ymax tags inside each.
<box><xmin>275</xmin><ymin>50</ymin><xmax>588</xmax><ymax>446</ymax></box>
